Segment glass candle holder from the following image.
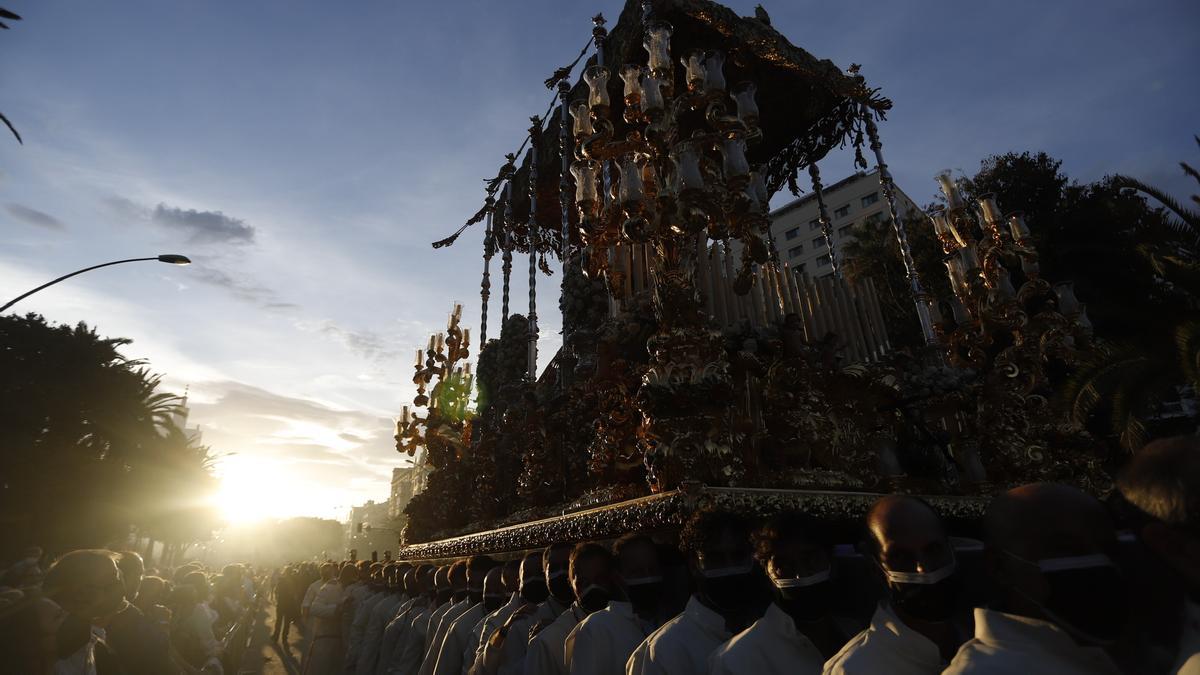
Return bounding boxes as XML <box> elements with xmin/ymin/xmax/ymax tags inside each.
<box><xmin>721</xmin><ymin>133</ymin><xmax>750</xmax><ymax>180</ymax></box>
<box><xmin>617</xmin><ymin>153</ymin><xmax>645</xmax><ymax>204</ymax></box>
<box><xmin>570</xmin><ymin>100</ymin><xmax>594</xmax><ymax>137</ymax></box>
<box><xmin>959</xmin><ymin>244</ymin><xmax>981</xmax><ymax>272</ymax></box>
<box><xmin>681</xmin><ymin>49</ymin><xmax>705</xmax><ymax>91</ymax></box>
<box><xmin>1007</xmin><ymin>211</ymin><xmax>1031</xmax><ymax>241</ymax></box>
<box><xmin>931</xmin><ymin>212</ymin><xmax>952</xmax><ymax>238</ymax></box>
<box><xmin>949</xmin><ymin>297</ymin><xmax>972</xmax><ymax>324</ymax></box>
<box><xmin>731</xmin><ymin>81</ymin><xmax>758</xmax><ymax>127</ymax></box>
<box><xmin>1054</xmin><ymin>281</ymin><xmax>1080</xmax><ymax>315</ymax></box>
<box><xmin>993</xmin><ymin>267</ymin><xmax>1016</xmax><ymax>299</ymax></box>
<box><xmin>571</xmin><ymin>159</ymin><xmax>600</xmax><ymax>212</ymax></box>
<box><xmin>978</xmin><ymin>193</ymin><xmax>1003</xmax><ymax>225</ymax></box>
<box><xmin>703</xmin><ymin>50</ymin><xmax>726</xmax><ymax>92</ymax></box>
<box><xmin>584</xmin><ymin>65</ymin><xmax>610</xmax><ymax>111</ymax></box>
<box><xmin>945</xmin><ymin>257</ymin><xmax>968</xmax><ymax>297</ymax></box>
<box><xmin>641</xmin><ymin>71</ymin><xmax>666</xmax><ymax>113</ymax></box>
<box><xmin>935</xmin><ymin>170</ymin><xmax>964</xmax><ymax>209</ymax></box>
<box><xmin>657</xmin><ymin>162</ymin><xmax>678</xmax><ymax>200</ymax></box>
<box><xmin>672</xmin><ymin>141</ymin><xmax>704</xmax><ymax>192</ymax></box>
<box><xmin>643</xmin><ymin>21</ymin><xmax>673</xmax><ymax>74</ymax></box>
<box><xmin>620</xmin><ymin>64</ymin><xmax>643</xmax><ymax>108</ymax></box>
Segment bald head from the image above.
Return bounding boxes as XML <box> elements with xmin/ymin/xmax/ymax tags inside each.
<box><xmin>866</xmin><ymin>495</ymin><xmax>950</xmax><ymax>574</ymax></box>
<box><xmin>985</xmin><ymin>483</ymin><xmax>1115</xmax><ymax>560</ymax></box>
<box><xmin>1119</xmin><ymin>435</ymin><xmax>1200</xmax><ymax>529</ymax></box>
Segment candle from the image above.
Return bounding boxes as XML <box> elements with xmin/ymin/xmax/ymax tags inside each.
<box><xmin>435</xmin><ymin>333</ymin><xmax>445</xmax><ymax>351</ymax></box>
<box><xmin>415</xmin><ymin>349</ymin><xmax>423</xmax><ymax>367</ymax></box>
<box><xmin>428</xmin><ymin>335</ymin><xmax>436</xmax><ymax>350</ymax></box>
<box><xmin>454</xmin><ymin>303</ymin><xmax>463</xmax><ymax>320</ymax></box>
<box><xmin>464</xmin><ymin>362</ymin><xmax>472</xmax><ymax>376</ymax></box>
<box><xmin>402</xmin><ymin>405</ymin><xmax>410</xmax><ymax>424</ymax></box>
<box><xmin>1008</xmin><ymin>212</ymin><xmax>1031</xmax><ymax>241</ymax></box>
<box><xmin>978</xmin><ymin>194</ymin><xmax>1002</xmax><ymax>225</ymax></box>
<box><xmin>462</xmin><ymin>328</ymin><xmax>470</xmax><ymax>347</ymax></box>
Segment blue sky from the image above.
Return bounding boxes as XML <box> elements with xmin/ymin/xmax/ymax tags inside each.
<box><xmin>2</xmin><ymin>0</ymin><xmax>1196</xmax><ymax>520</ymax></box>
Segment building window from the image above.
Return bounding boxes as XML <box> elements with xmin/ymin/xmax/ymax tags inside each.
<box><xmin>861</xmin><ymin>192</ymin><xmax>879</xmax><ymax>207</ymax></box>
<box><xmin>812</xmin><ymin>237</ymin><xmax>825</xmax><ymax>249</ymax></box>
<box><xmin>787</xmin><ymin>244</ymin><xmax>804</xmax><ymax>258</ymax></box>
<box><xmin>809</xmin><ymin>219</ymin><xmax>822</xmax><ymax>231</ymax></box>
<box><xmin>833</xmin><ymin>204</ymin><xmax>850</xmax><ymax>219</ymax></box>
<box><xmin>838</xmin><ymin>225</ymin><xmax>853</xmax><ymax>239</ymax></box>
<box><xmin>792</xmin><ymin>262</ymin><xmax>806</xmax><ymax>276</ymax></box>
<box><xmin>863</xmin><ymin>212</ymin><xmax>883</xmax><ymax>226</ymax></box>
<box><xmin>784</xmin><ymin>227</ymin><xmax>800</xmax><ymax>240</ymax></box>
<box><xmin>817</xmin><ymin>254</ymin><xmax>831</xmax><ymax>267</ymax></box>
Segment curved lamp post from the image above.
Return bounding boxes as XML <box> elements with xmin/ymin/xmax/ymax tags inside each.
<box><xmin>0</xmin><ymin>254</ymin><xmax>191</xmax><ymax>313</ymax></box>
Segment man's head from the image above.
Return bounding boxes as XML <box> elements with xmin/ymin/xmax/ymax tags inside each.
<box><xmin>1117</xmin><ymin>435</ymin><xmax>1200</xmax><ymax>589</ymax></box>
<box><xmin>755</xmin><ymin>512</ymin><xmax>833</xmax><ymax>622</ymax></box>
<box><xmin>401</xmin><ymin>568</ymin><xmax>417</xmax><ymax>596</ymax></box>
<box><xmin>680</xmin><ymin>509</ymin><xmax>758</xmax><ymax>617</ymax></box>
<box><xmin>116</xmin><ymin>551</ymin><xmax>145</xmax><ymax>601</ymax></box>
<box><xmin>319</xmin><ymin>562</ymin><xmax>336</xmax><ymax>583</ymax></box>
<box><xmin>543</xmin><ymin>544</ymin><xmax>573</xmax><ymax>604</ymax></box>
<box><xmin>339</xmin><ymin>564</ymin><xmax>359</xmax><ymax>586</ymax></box>
<box><xmin>414</xmin><ymin>564</ymin><xmax>436</xmax><ymax>596</ymax></box>
<box><xmin>433</xmin><ymin>566</ymin><xmax>452</xmax><ymax>604</ymax></box>
<box><xmin>984</xmin><ymin>483</ymin><xmax>1125</xmax><ymax>645</ymax></box>
<box><xmin>569</xmin><ymin>542</ymin><xmax>615</xmax><ymax>614</ymax></box>
<box><xmin>865</xmin><ymin>495</ymin><xmax>957</xmax><ymax>622</ymax></box>
<box><xmin>43</xmin><ymin>550</ymin><xmax>128</xmax><ymax>622</ymax></box>
<box><xmin>613</xmin><ymin>534</ymin><xmax>662</xmax><ymax>612</ymax></box>
<box><xmin>448</xmin><ymin>560</ymin><xmax>469</xmax><ymax>601</ymax></box>
<box><xmin>137</xmin><ymin>576</ymin><xmax>167</xmax><ymax>607</ymax></box>
<box><xmin>501</xmin><ymin>559</ymin><xmax>521</xmax><ymax>595</ymax></box>
<box><xmin>481</xmin><ymin>567</ymin><xmax>507</xmax><ymax>612</ymax></box>
<box><xmin>466</xmin><ymin>555</ymin><xmax>498</xmax><ymax>604</ymax></box>
<box><xmin>518</xmin><ymin>552</ymin><xmax>549</xmax><ymax>604</ymax></box>
<box><xmin>391</xmin><ymin>562</ymin><xmax>412</xmax><ymax>591</ymax></box>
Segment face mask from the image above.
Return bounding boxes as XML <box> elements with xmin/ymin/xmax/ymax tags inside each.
<box><xmin>520</xmin><ymin>576</ymin><xmax>550</xmax><ymax>604</ymax></box>
<box><xmin>699</xmin><ymin>563</ymin><xmax>757</xmax><ymax>614</ymax></box>
<box><xmin>483</xmin><ymin>592</ymin><xmax>506</xmax><ymax>612</ymax></box>
<box><xmin>1004</xmin><ymin>552</ymin><xmax>1127</xmax><ymax>646</ymax></box>
<box><xmin>548</xmin><ymin>570</ymin><xmax>573</xmax><ymax>603</ymax></box>
<box><xmin>452</xmin><ymin>590</ymin><xmax>469</xmax><ymax>603</ymax></box>
<box><xmin>772</xmin><ymin>570</ymin><xmax>834</xmax><ymax>623</ymax></box>
<box><xmin>884</xmin><ymin>559</ymin><xmax>959</xmax><ymax>622</ymax></box>
<box><xmin>623</xmin><ymin>575</ymin><xmax>663</xmax><ymax>610</ymax></box>
<box><xmin>436</xmin><ymin>588</ymin><xmax>452</xmax><ymax>605</ymax></box>
<box><xmin>468</xmin><ymin>586</ymin><xmax>484</xmax><ymax>604</ymax></box>
<box><xmin>579</xmin><ymin>584</ymin><xmax>611</xmax><ymax>613</ymax></box>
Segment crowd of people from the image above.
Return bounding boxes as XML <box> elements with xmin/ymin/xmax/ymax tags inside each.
<box><xmin>0</xmin><ymin>548</ymin><xmax>261</xmax><ymax>674</ymax></box>
<box><xmin>279</xmin><ymin>435</ymin><xmax>1198</xmax><ymax>675</ymax></box>
<box><xmin>3</xmin><ymin>435</ymin><xmax>1194</xmax><ymax>674</ymax></box>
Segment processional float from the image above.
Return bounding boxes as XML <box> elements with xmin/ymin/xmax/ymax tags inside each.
<box><xmin>391</xmin><ymin>0</ymin><xmax>1104</xmax><ymax>560</ymax></box>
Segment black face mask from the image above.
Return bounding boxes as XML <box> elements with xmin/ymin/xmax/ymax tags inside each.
<box><xmin>702</xmin><ymin>573</ymin><xmax>756</xmax><ymax>615</ymax></box>
<box><xmin>521</xmin><ymin>578</ymin><xmax>550</xmax><ymax>605</ymax></box>
<box><xmin>1037</xmin><ymin>565</ymin><xmax>1128</xmax><ymax>645</ymax></box>
<box><xmin>435</xmin><ymin>588</ymin><xmax>452</xmax><ymax>605</ymax></box>
<box><xmin>579</xmin><ymin>585</ymin><xmax>612</xmax><ymax>613</ymax></box>
<box><xmin>888</xmin><ymin>574</ymin><xmax>959</xmax><ymax>622</ymax></box>
<box><xmin>548</xmin><ymin>574</ymin><xmax>573</xmax><ymax>604</ymax></box>
<box><xmin>775</xmin><ymin>580</ymin><xmax>834</xmax><ymax>623</ymax></box>
<box><xmin>468</xmin><ymin>588</ymin><xmax>484</xmax><ymax>605</ymax></box>
<box><xmin>624</xmin><ymin>581</ymin><xmax>663</xmax><ymax>612</ymax></box>
<box><xmin>452</xmin><ymin>590</ymin><xmax>469</xmax><ymax>603</ymax></box>
<box><xmin>483</xmin><ymin>594</ymin><xmax>506</xmax><ymax>612</ymax></box>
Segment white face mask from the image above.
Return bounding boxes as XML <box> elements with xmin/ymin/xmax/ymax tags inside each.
<box><xmin>698</xmin><ymin>561</ymin><xmax>756</xmax><ymax>579</ymax></box>
<box><xmin>884</xmin><ymin>558</ymin><xmax>956</xmax><ymax>586</ymax></box>
<box><xmin>772</xmin><ymin>568</ymin><xmax>831</xmax><ymax>589</ymax></box>
<box><xmin>623</xmin><ymin>575</ymin><xmax>663</xmax><ymax>586</ymax></box>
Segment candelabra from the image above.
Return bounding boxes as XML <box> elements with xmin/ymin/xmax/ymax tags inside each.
<box><xmin>395</xmin><ymin>303</ymin><xmax>474</xmax><ymax>461</ymax></box>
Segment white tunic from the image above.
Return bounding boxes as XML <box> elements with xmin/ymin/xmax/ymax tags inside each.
<box><xmin>526</xmin><ymin>602</ymin><xmax>587</xmax><ymax>675</ymax></box>
<box><xmin>359</xmin><ymin>593</ymin><xmax>404</xmax><ymax>673</ymax></box>
<box><xmin>1177</xmin><ymin>598</ymin><xmax>1200</xmax><ymax>675</ymax></box>
<box><xmin>487</xmin><ymin>596</ymin><xmax>568</xmax><ymax>675</ymax></box>
<box><xmin>391</xmin><ymin>603</ymin><xmax>438</xmax><ymax>674</ymax></box>
<box><xmin>565</xmin><ymin>601</ymin><xmax>652</xmax><ymax>675</ymax></box>
<box><xmin>419</xmin><ymin>599</ymin><xmax>475</xmax><ymax>675</ymax></box>
<box><xmin>708</xmin><ymin>602</ymin><xmax>823</xmax><ymax>675</ymax></box>
<box><xmin>822</xmin><ymin>603</ymin><xmax>942</xmax><ymax>675</ymax></box>
<box><xmin>625</xmin><ymin>596</ymin><xmax>731</xmax><ymax>675</ymax></box>
<box><xmin>378</xmin><ymin>598</ymin><xmax>427</xmax><ymax>674</ymax></box>
<box><xmin>943</xmin><ymin>607</ymin><xmax>1121</xmax><ymax>675</ymax></box>
<box><xmin>430</xmin><ymin>603</ymin><xmax>488</xmax><ymax>675</ymax></box>
<box><xmin>465</xmin><ymin>594</ymin><xmax>524</xmax><ymax>674</ymax></box>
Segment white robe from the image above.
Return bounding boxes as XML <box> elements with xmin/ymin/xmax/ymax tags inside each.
<box><xmin>481</xmin><ymin>596</ymin><xmax>568</xmax><ymax>675</ymax></box>
<box><xmin>430</xmin><ymin>603</ymin><xmax>488</xmax><ymax>675</ymax></box>
<box><xmin>391</xmin><ymin>603</ymin><xmax>438</xmax><ymax>674</ymax></box>
<box><xmin>378</xmin><ymin>597</ymin><xmax>427</xmax><ymax>674</ymax></box>
<box><xmin>942</xmin><ymin>607</ymin><xmax>1121</xmax><ymax>675</ymax></box>
<box><xmin>1176</xmin><ymin>597</ymin><xmax>1200</xmax><ymax>675</ymax></box>
<box><xmin>464</xmin><ymin>594</ymin><xmax>524</xmax><ymax>674</ymax></box>
<box><xmin>525</xmin><ymin>602</ymin><xmax>587</xmax><ymax>675</ymax></box>
<box><xmin>708</xmin><ymin>602</ymin><xmax>823</xmax><ymax>675</ymax></box>
<box><xmin>359</xmin><ymin>593</ymin><xmax>404</xmax><ymax>673</ymax></box>
<box><xmin>565</xmin><ymin>601</ymin><xmax>652</xmax><ymax>675</ymax></box>
<box><xmin>822</xmin><ymin>603</ymin><xmax>942</xmax><ymax>675</ymax></box>
<box><xmin>625</xmin><ymin>596</ymin><xmax>730</xmax><ymax>675</ymax></box>
<box><xmin>305</xmin><ymin>581</ymin><xmax>348</xmax><ymax>675</ymax></box>
<box><xmin>420</xmin><ymin>599</ymin><xmax>475</xmax><ymax>675</ymax></box>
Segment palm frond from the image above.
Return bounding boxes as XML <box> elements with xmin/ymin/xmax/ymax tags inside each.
<box><xmin>1112</xmin><ymin>174</ymin><xmax>1200</xmax><ymax>236</ymax></box>
<box><xmin>0</xmin><ymin>112</ymin><xmax>21</xmax><ymax>144</ymax></box>
<box><xmin>1176</xmin><ymin>319</ymin><xmax>1200</xmax><ymax>389</ymax></box>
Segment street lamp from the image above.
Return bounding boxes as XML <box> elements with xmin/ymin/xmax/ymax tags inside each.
<box><xmin>0</xmin><ymin>254</ymin><xmax>191</xmax><ymax>313</ymax></box>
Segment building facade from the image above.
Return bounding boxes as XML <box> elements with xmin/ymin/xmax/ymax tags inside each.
<box><xmin>389</xmin><ymin>466</ymin><xmax>416</xmax><ymax>520</ymax></box>
<box><xmin>768</xmin><ymin>168</ymin><xmax>923</xmax><ymax>277</ymax></box>
<box><xmin>344</xmin><ymin>499</ymin><xmax>393</xmax><ymax>560</ymax></box>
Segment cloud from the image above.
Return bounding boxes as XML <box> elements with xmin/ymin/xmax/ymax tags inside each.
<box><xmin>6</xmin><ymin>203</ymin><xmax>65</xmax><ymax>230</ymax></box>
<box><xmin>152</xmin><ymin>203</ymin><xmax>255</xmax><ymax>244</ymax></box>
<box><xmin>191</xmin><ymin>266</ymin><xmax>297</xmax><ymax>311</ymax></box>
<box><xmin>319</xmin><ymin>322</ymin><xmax>403</xmax><ymax>362</ymax></box>
<box><xmin>104</xmin><ymin>196</ymin><xmax>255</xmax><ymax>245</ymax></box>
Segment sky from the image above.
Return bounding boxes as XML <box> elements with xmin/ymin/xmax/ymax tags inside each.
<box><xmin>2</xmin><ymin>0</ymin><xmax>1197</xmax><ymax>522</ymax></box>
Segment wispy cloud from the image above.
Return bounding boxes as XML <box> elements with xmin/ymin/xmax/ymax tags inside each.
<box><xmin>319</xmin><ymin>322</ymin><xmax>403</xmax><ymax>362</ymax></box>
<box><xmin>192</xmin><ymin>266</ymin><xmax>297</xmax><ymax>310</ymax></box>
<box><xmin>6</xmin><ymin>203</ymin><xmax>65</xmax><ymax>230</ymax></box>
